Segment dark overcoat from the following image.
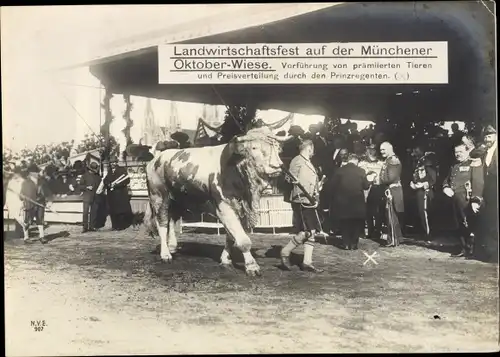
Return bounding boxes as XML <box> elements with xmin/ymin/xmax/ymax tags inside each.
<box><xmin>329</xmin><ymin>163</ymin><xmax>370</xmax><ymax>219</ymax></box>
<box><xmin>80</xmin><ymin>170</ymin><xmax>102</xmax><ymax>203</ymax></box>
<box><xmin>103</xmin><ymin>166</ymin><xmax>132</xmax><ymax>215</ymax></box>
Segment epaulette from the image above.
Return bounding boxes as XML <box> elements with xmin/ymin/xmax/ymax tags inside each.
<box><xmin>387</xmin><ymin>156</ymin><xmax>401</xmax><ymax>165</ymax></box>
<box><xmin>470</xmin><ymin>158</ymin><xmax>482</xmax><ymax>167</ymax></box>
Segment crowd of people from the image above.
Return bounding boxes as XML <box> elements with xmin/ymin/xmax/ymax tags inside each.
<box><xmin>2</xmin><ymin>134</ymin><xmax>115</xmax><ymax>196</ymax></box>
<box><xmin>3</xmin><ymin>117</ymin><xmax>497</xmax><ymax>266</ymax></box>
<box><xmin>4</xmin><ymin>154</ymin><xmax>134</xmax><ymax>241</ymax></box>
<box><xmin>277</xmin><ymin>120</ymin><xmax>498</xmax><ymax>271</ymax></box>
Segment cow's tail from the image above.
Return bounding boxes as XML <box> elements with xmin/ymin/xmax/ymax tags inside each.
<box><xmin>143</xmin><ymin>162</ymin><xmax>158</xmax><ymax>238</ymax></box>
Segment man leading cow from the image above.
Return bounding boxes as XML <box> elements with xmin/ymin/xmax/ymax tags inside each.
<box><xmin>280</xmin><ymin>139</ymin><xmax>325</xmax><ymax>273</ymax></box>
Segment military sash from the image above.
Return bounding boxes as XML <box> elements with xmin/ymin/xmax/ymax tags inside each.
<box><xmin>282</xmin><ymin>166</ymin><xmax>318</xmax><ymax>207</ymax></box>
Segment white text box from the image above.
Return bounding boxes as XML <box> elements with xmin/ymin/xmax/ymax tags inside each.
<box><xmin>158</xmin><ymin>42</ymin><xmax>448</xmax><ymax>84</ymax></box>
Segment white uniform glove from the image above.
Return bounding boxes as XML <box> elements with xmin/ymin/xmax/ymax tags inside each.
<box><xmin>443</xmin><ymin>187</ymin><xmax>454</xmax><ymax>197</ymax></box>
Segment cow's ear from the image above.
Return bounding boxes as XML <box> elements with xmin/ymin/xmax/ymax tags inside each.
<box><xmin>228</xmin><ymin>140</ymin><xmax>245</xmax><ymax>156</ymax></box>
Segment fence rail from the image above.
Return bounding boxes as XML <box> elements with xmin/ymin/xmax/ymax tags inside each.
<box><xmin>4</xmin><ymin>194</ymin><xmax>294</xmax><ymax>233</ymax></box>
<box><xmin>4</xmin><ymin>160</ymin><xmax>294</xmax><ymax>232</ymax></box>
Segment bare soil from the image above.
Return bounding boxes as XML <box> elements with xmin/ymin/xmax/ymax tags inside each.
<box><xmin>4</xmin><ymin>223</ymin><xmax>499</xmax><ymax>355</ymax></box>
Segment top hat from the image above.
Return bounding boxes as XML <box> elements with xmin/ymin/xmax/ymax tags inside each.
<box><xmin>483</xmin><ymin>125</ymin><xmax>497</xmax><ymax>136</ymax></box>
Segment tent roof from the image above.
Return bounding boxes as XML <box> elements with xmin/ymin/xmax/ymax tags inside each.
<box><xmin>63</xmin><ymin>2</ymin><xmax>493</xmax><ymax>123</ymax></box>
<box><xmin>61</xmin><ymin>3</ymin><xmax>339</xmax><ymax>69</ymax></box>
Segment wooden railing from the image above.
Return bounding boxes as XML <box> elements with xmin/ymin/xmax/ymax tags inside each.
<box><xmin>4</xmin><ymin>160</ymin><xmax>294</xmax><ymax>232</ymax></box>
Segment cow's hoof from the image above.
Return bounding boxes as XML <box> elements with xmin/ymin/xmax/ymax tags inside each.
<box><xmin>160</xmin><ymin>255</ymin><xmax>173</xmax><ymax>264</ymax></box>
<box><xmin>220</xmin><ymin>263</ymin><xmax>235</xmax><ymax>271</ymax></box>
<box><xmin>245</xmin><ymin>264</ymin><xmax>262</xmax><ymax>277</ymax></box>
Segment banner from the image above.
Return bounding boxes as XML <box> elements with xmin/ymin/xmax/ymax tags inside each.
<box><xmin>158</xmin><ymin>42</ymin><xmax>448</xmax><ymax>84</ymax></box>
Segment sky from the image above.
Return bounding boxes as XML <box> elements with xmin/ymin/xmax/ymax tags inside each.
<box><xmin>0</xmin><ymin>5</ymin><xmax>242</xmax><ymax>151</ymax></box>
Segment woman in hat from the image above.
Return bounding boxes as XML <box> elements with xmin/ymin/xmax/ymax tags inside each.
<box><xmin>103</xmin><ymin>155</ymin><xmax>133</xmax><ymax>230</ymax></box>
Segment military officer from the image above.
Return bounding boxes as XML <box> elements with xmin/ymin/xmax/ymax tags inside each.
<box><xmin>379</xmin><ymin>141</ymin><xmax>405</xmax><ymax>247</ymax></box>
<box><xmin>79</xmin><ymin>162</ymin><xmax>102</xmax><ymax>233</ymax></box>
<box><xmin>410</xmin><ymin>152</ymin><xmax>437</xmax><ymax>238</ymax></box>
<box><xmin>281</xmin><ymin>140</ymin><xmax>324</xmax><ymax>273</ymax></box>
<box><xmin>472</xmin><ymin>125</ymin><xmax>498</xmax><ymax>262</ymax></box>
<box><xmin>443</xmin><ymin>141</ymin><xmax>484</xmax><ymax>258</ymax></box>
<box><xmin>358</xmin><ymin>144</ymin><xmax>385</xmax><ymax>239</ymax></box>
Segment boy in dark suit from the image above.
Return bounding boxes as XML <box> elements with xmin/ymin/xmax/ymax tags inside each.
<box><xmin>330</xmin><ymin>153</ymin><xmax>375</xmax><ymax>250</ymax></box>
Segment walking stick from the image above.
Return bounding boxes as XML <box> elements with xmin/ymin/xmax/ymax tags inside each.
<box><xmin>282</xmin><ymin>166</ymin><xmax>328</xmax><ymax>240</ymax></box>
<box><xmin>281</xmin><ymin>166</ymin><xmax>318</xmax><ymax>207</ymax></box>
<box><xmin>6</xmin><ymin>187</ymin><xmax>60</xmax><ymax>214</ymax></box>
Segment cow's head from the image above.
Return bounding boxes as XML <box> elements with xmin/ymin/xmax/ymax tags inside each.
<box><xmin>224</xmin><ymin>126</ymin><xmax>290</xmax><ymax>229</ymax></box>
<box><xmin>229</xmin><ymin>126</ymin><xmax>290</xmax><ymax>179</ymax></box>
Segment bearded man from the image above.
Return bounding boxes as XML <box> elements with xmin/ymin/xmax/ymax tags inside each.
<box><xmin>379</xmin><ymin>141</ymin><xmax>405</xmax><ymax>247</ymax></box>
<box><xmin>443</xmin><ymin>141</ymin><xmax>484</xmax><ymax>258</ymax></box>
<box><xmin>471</xmin><ymin>125</ymin><xmax>497</xmax><ymax>262</ymax></box>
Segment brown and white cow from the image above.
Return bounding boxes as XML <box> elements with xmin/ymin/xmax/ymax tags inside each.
<box><xmin>144</xmin><ymin>126</ymin><xmax>289</xmax><ymax>276</ymax></box>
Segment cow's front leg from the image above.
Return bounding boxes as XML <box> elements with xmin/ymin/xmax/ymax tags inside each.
<box><xmin>220</xmin><ymin>234</ymin><xmax>235</xmax><ymax>267</ymax></box>
<box><xmin>217</xmin><ymin>202</ymin><xmax>260</xmax><ymax>276</ymax></box>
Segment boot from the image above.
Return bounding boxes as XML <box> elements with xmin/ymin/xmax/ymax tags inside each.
<box><xmin>280</xmin><ymin>238</ymin><xmax>299</xmax><ymax>271</ymax></box>
<box><xmin>451</xmin><ymin>235</ymin><xmax>466</xmax><ymax>257</ymax></box>
<box><xmin>301</xmin><ymin>242</ymin><xmax>324</xmax><ymax>273</ymax></box>
<box><xmin>351</xmin><ymin>235</ymin><xmax>359</xmax><ymax>250</ymax></box>
<box><xmin>22</xmin><ymin>227</ymin><xmax>30</xmax><ymax>243</ymax></box>
<box><xmin>38</xmin><ymin>225</ymin><xmax>49</xmax><ymax>244</ymax></box>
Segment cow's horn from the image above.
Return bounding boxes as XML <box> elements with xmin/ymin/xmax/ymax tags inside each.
<box><xmin>272</xmin><ymin>134</ymin><xmax>292</xmax><ymax>142</ymax></box>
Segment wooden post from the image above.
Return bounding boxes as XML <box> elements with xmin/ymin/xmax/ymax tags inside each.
<box><xmin>122</xmin><ymin>94</ymin><xmax>133</xmax><ymax>161</ymax></box>
<box><xmin>100</xmin><ymin>87</ymin><xmax>114</xmax><ymax>163</ymax></box>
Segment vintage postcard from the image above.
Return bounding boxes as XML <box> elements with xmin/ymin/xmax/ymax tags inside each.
<box><xmin>2</xmin><ymin>2</ymin><xmax>498</xmax><ymax>355</ymax></box>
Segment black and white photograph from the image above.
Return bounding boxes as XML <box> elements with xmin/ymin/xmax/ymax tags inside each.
<box><xmin>2</xmin><ymin>2</ymin><xmax>498</xmax><ymax>354</ymax></box>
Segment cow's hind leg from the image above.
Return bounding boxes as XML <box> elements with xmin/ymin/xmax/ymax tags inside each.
<box><xmin>220</xmin><ymin>234</ymin><xmax>235</xmax><ymax>268</ymax></box>
<box><xmin>167</xmin><ymin>217</ymin><xmax>178</xmax><ymax>255</ymax></box>
<box><xmin>217</xmin><ymin>202</ymin><xmax>260</xmax><ymax>276</ymax></box>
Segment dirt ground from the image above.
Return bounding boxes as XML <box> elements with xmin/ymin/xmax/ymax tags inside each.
<box><xmin>4</xmin><ymin>223</ymin><xmax>499</xmax><ymax>355</ymax></box>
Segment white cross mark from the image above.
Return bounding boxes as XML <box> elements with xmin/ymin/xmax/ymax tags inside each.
<box><xmin>362</xmin><ymin>251</ymin><xmax>378</xmax><ymax>266</ymax></box>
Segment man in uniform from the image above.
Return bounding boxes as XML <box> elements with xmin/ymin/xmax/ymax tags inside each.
<box><xmin>280</xmin><ymin>140</ymin><xmax>324</xmax><ymax>273</ymax></box>
<box><xmin>358</xmin><ymin>144</ymin><xmax>385</xmax><ymax>240</ymax></box>
<box><xmin>103</xmin><ymin>156</ymin><xmax>133</xmax><ymax>230</ymax></box>
<box><xmin>379</xmin><ymin>141</ymin><xmax>405</xmax><ymax>247</ymax></box>
<box><xmin>443</xmin><ymin>141</ymin><xmax>484</xmax><ymax>258</ymax></box>
<box><xmin>410</xmin><ymin>151</ymin><xmax>437</xmax><ymax>239</ymax></box>
<box><xmin>80</xmin><ymin>162</ymin><xmax>102</xmax><ymax>233</ymax></box>
<box><xmin>470</xmin><ymin>125</ymin><xmax>497</xmax><ymax>261</ymax></box>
